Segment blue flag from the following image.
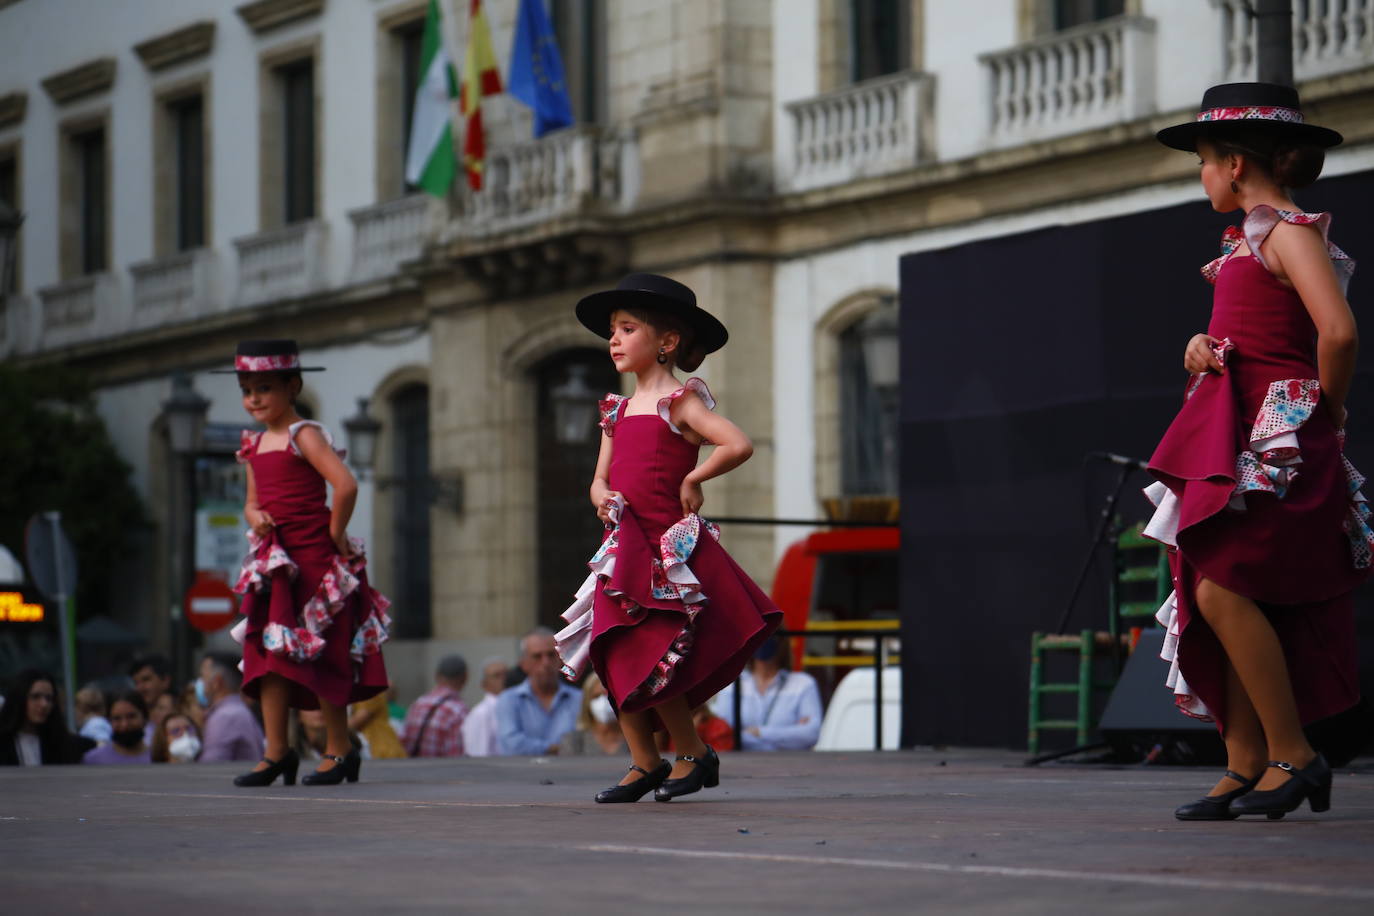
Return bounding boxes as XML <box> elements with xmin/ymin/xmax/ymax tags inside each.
<box><xmin>508</xmin><ymin>0</ymin><xmax>575</xmax><ymax>137</ymax></box>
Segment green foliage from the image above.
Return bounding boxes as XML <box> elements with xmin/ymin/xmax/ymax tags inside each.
<box><xmin>0</xmin><ymin>364</ymin><xmax>146</xmax><ymax>621</ymax></box>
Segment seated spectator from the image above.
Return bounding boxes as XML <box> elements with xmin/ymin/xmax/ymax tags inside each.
<box><xmin>496</xmin><ymin>628</ymin><xmax>581</xmax><ymax>756</ymax></box>
<box><xmin>710</xmin><ymin>636</ymin><xmax>822</xmax><ymax>751</ymax></box>
<box><xmin>152</xmin><ymin>710</ymin><xmax>202</xmax><ymax>763</ymax></box>
<box><xmin>149</xmin><ymin>691</ymin><xmax>178</xmax><ymax>731</ymax></box>
<box><xmin>75</xmin><ymin>684</ymin><xmax>112</xmax><ymax>745</ymax></box>
<box><xmin>128</xmin><ymin>654</ymin><xmax>173</xmax><ymax>744</ymax></box>
<box><xmin>197</xmin><ymin>651</ymin><xmax>265</xmax><ymax>763</ymax></box>
<box><xmin>662</xmin><ymin>704</ymin><xmax>736</xmax><ymax>754</ymax></box>
<box><xmin>83</xmin><ymin>691</ymin><xmax>152</xmax><ymax>764</ymax></box>
<box><xmin>400</xmin><ymin>655</ymin><xmax>470</xmax><ymax>757</ymax></box>
<box><xmin>349</xmin><ymin>691</ymin><xmax>406</xmax><ymax>759</ymax></box>
<box><xmin>291</xmin><ymin>708</ymin><xmax>362</xmax><ymax>761</ymax></box>
<box><xmin>560</xmin><ymin>674</ymin><xmax>627</xmax><ymax>756</ymax></box>
<box><xmin>460</xmin><ymin>656</ymin><xmax>509</xmax><ymax>758</ymax></box>
<box><xmin>0</xmin><ymin>670</ymin><xmax>92</xmax><ymax>765</ymax></box>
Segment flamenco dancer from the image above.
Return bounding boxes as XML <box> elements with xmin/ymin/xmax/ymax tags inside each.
<box><xmin>217</xmin><ymin>340</ymin><xmax>391</xmax><ymax>787</ymax></box>
<box><xmin>557</xmin><ymin>274</ymin><xmax>782</xmax><ymax>802</ymax></box>
<box><xmin>1146</xmin><ymin>83</ymin><xmax>1368</xmax><ymax>820</ymax></box>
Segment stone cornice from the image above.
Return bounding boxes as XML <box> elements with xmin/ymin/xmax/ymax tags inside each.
<box><xmin>133</xmin><ymin>21</ymin><xmax>217</xmax><ymax>72</ymax></box>
<box><xmin>236</xmin><ymin>0</ymin><xmax>325</xmax><ymax>35</ymax></box>
<box><xmin>40</xmin><ymin>58</ymin><xmax>116</xmax><ymax>105</ymax></box>
<box><xmin>0</xmin><ymin>91</ymin><xmax>26</xmax><ymax>129</ymax></box>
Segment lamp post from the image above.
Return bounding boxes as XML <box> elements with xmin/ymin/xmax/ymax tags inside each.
<box><xmin>860</xmin><ymin>299</ymin><xmax>900</xmax><ymax>495</ymax></box>
<box><xmin>550</xmin><ymin>364</ymin><xmax>598</xmax><ymax>446</ymax></box>
<box><xmin>0</xmin><ymin>199</ymin><xmax>22</xmax><ymax>301</ymax></box>
<box><xmin>162</xmin><ymin>373</ymin><xmax>209</xmax><ymax>688</ymax></box>
<box><xmin>343</xmin><ymin>397</ymin><xmax>382</xmax><ymax>479</ymax></box>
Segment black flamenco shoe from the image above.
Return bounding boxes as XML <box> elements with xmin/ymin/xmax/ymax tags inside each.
<box><xmin>1174</xmin><ymin>769</ymin><xmax>1259</xmax><ymax>821</ymax></box>
<box><xmin>233</xmin><ymin>750</ymin><xmax>300</xmax><ymax>788</ymax></box>
<box><xmin>594</xmin><ymin>760</ymin><xmax>671</xmax><ymax>804</ymax></box>
<box><xmin>654</xmin><ymin>746</ymin><xmax>720</xmax><ymax>802</ymax></box>
<box><xmin>1229</xmin><ymin>754</ymin><xmax>1331</xmax><ymax>820</ymax></box>
<box><xmin>302</xmin><ymin>749</ymin><xmax>362</xmax><ymax>786</ymax></box>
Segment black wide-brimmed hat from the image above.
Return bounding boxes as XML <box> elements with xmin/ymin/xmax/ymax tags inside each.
<box><xmin>211</xmin><ymin>339</ymin><xmax>326</xmax><ymax>373</ymax></box>
<box><xmin>576</xmin><ymin>273</ymin><xmax>729</xmax><ymax>356</ymax></box>
<box><xmin>1156</xmin><ymin>82</ymin><xmax>1343</xmax><ymax>152</ymax></box>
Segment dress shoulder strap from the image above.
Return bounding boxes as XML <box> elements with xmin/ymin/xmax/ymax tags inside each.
<box><xmin>1201</xmin><ymin>226</ymin><xmax>1245</xmax><ymax>286</ymax></box>
<box><xmin>1243</xmin><ymin>205</ymin><xmax>1355</xmax><ymax>291</ymax></box>
<box><xmin>235</xmin><ymin>430</ymin><xmax>262</xmax><ymax>465</ymax></box>
<box><xmin>287</xmin><ymin>420</ymin><xmax>347</xmax><ymax>459</ymax></box>
<box><xmin>598</xmin><ymin>394</ymin><xmax>627</xmax><ymax>437</ymax></box>
<box><xmin>657</xmin><ymin>377</ymin><xmax>717</xmax><ymax>438</ymax></box>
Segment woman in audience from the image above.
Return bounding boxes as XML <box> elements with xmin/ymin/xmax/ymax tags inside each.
<box><xmin>0</xmin><ymin>670</ymin><xmax>91</xmax><ymax>765</ymax></box>
<box><xmin>83</xmin><ymin>691</ymin><xmax>152</xmax><ymax>765</ymax></box>
<box><xmin>152</xmin><ymin>710</ymin><xmax>203</xmax><ymax>763</ymax></box>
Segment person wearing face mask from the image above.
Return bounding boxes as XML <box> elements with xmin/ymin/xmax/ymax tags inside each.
<box><xmin>83</xmin><ymin>691</ymin><xmax>152</xmax><ymax>764</ymax></box>
<box><xmin>560</xmin><ymin>674</ymin><xmax>628</xmax><ymax>756</ymax></box>
<box><xmin>152</xmin><ymin>711</ymin><xmax>203</xmax><ymax>763</ymax></box>
<box><xmin>459</xmin><ymin>657</ymin><xmax>509</xmax><ymax>758</ymax></box>
<box><xmin>197</xmin><ymin>651</ymin><xmax>266</xmax><ymax>763</ymax></box>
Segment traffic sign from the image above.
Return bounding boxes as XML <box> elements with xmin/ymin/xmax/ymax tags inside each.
<box><xmin>24</xmin><ymin>512</ymin><xmax>78</xmax><ymax>602</ymax></box>
<box><xmin>184</xmin><ymin>572</ymin><xmax>238</xmax><ymax>633</ymax></box>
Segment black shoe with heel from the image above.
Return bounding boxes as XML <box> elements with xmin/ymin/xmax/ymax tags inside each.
<box><xmin>233</xmin><ymin>750</ymin><xmax>300</xmax><ymax>788</ymax></box>
<box><xmin>1229</xmin><ymin>754</ymin><xmax>1331</xmax><ymax>819</ymax></box>
<box><xmin>1174</xmin><ymin>769</ymin><xmax>1258</xmax><ymax>821</ymax></box>
<box><xmin>594</xmin><ymin>760</ymin><xmax>671</xmax><ymax>803</ymax></box>
<box><xmin>302</xmin><ymin>749</ymin><xmax>361</xmax><ymax>786</ymax></box>
<box><xmin>654</xmin><ymin>746</ymin><xmax>719</xmax><ymax>802</ymax></box>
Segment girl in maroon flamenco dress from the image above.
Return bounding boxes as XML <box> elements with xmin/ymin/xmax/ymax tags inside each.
<box><xmin>557</xmin><ymin>274</ymin><xmax>782</xmax><ymax>802</ymax></box>
<box><xmin>217</xmin><ymin>340</ymin><xmax>390</xmax><ymax>787</ymax></box>
<box><xmin>1148</xmin><ymin>84</ymin><xmax>1368</xmax><ymax>821</ymax></box>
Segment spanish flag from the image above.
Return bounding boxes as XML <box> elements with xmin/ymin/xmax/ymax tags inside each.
<box><xmin>460</xmin><ymin>0</ymin><xmax>502</xmax><ymax>190</ymax></box>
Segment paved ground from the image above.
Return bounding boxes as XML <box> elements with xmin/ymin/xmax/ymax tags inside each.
<box><xmin>2</xmin><ymin>748</ymin><xmax>1372</xmax><ymax>915</ymax></box>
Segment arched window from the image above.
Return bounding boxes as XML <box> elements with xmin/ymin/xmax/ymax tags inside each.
<box><xmin>390</xmin><ymin>383</ymin><xmax>431</xmax><ymax>639</ymax></box>
<box><xmin>838</xmin><ymin>298</ymin><xmax>899</xmax><ymax>495</ymax></box>
<box><xmin>533</xmin><ymin>349</ymin><xmax>618</xmax><ymax>627</ymax></box>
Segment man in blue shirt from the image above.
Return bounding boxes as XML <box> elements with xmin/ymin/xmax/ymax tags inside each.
<box><xmin>496</xmin><ymin>627</ymin><xmax>582</xmax><ymax>755</ymax></box>
<box><xmin>711</xmin><ymin>637</ymin><xmax>823</xmax><ymax>751</ymax></box>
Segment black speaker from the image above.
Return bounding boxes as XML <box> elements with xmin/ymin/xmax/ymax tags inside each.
<box><xmin>1099</xmin><ymin>629</ymin><xmax>1224</xmax><ymax>764</ymax></box>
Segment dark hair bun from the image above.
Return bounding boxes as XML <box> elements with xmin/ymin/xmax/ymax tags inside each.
<box><xmin>1272</xmin><ymin>145</ymin><xmax>1324</xmax><ymax>189</ymax></box>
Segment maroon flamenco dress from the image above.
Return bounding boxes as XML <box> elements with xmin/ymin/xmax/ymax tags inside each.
<box><xmin>556</xmin><ymin>380</ymin><xmax>782</xmax><ymax>719</ymax></box>
<box><xmin>230</xmin><ymin>422</ymin><xmax>391</xmax><ymax>710</ymax></box>
<box><xmin>1145</xmin><ymin>205</ymin><xmax>1370</xmax><ymax>730</ymax></box>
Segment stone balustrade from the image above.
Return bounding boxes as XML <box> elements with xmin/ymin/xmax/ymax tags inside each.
<box><xmin>35</xmin><ymin>273</ymin><xmax>122</xmax><ymax>349</ymax></box>
<box><xmin>233</xmin><ymin>220</ymin><xmax>328</xmax><ymax>307</ymax></box>
<box><xmin>349</xmin><ymin>194</ymin><xmax>436</xmax><ymax>283</ymax></box>
<box><xmin>1216</xmin><ymin>0</ymin><xmax>1374</xmax><ymax>83</ymax></box>
<box><xmin>784</xmin><ymin>71</ymin><xmax>933</xmax><ymax>192</ymax></box>
<box><xmin>455</xmin><ymin>125</ymin><xmax>635</xmax><ymax>235</ymax></box>
<box><xmin>981</xmin><ymin>15</ymin><xmax>1156</xmax><ymax>149</ymax></box>
<box><xmin>129</xmin><ymin>248</ymin><xmax>218</xmax><ymax>327</ymax></box>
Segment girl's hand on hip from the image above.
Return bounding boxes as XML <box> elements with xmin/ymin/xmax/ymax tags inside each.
<box><xmin>597</xmin><ymin>491</ymin><xmax>625</xmax><ymax>525</ymax></box>
<box><xmin>1330</xmin><ymin>402</ymin><xmax>1348</xmax><ymax>431</ymax></box>
<box><xmin>680</xmin><ymin>479</ymin><xmax>704</xmax><ymax>517</ymax></box>
<box><xmin>332</xmin><ymin>530</ymin><xmax>355</xmax><ymax>559</ymax></box>
<box><xmin>1184</xmin><ymin>334</ymin><xmax>1226</xmax><ymax>375</ymax></box>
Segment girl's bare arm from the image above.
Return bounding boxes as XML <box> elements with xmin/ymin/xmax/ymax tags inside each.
<box><xmin>295</xmin><ymin>425</ymin><xmax>359</xmax><ymax>555</ymax></box>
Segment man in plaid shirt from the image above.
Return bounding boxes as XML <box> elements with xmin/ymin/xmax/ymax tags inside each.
<box><xmin>399</xmin><ymin>655</ymin><xmax>470</xmax><ymax>757</ymax></box>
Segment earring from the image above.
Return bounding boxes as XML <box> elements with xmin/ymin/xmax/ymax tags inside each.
<box><xmin>656</xmin><ymin>347</ymin><xmax>668</xmax><ymax>365</ymax></box>
<box><xmin>1230</xmin><ymin>179</ymin><xmax>1240</xmax><ymax>194</ymax></box>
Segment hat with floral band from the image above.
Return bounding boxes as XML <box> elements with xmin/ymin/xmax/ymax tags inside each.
<box><xmin>211</xmin><ymin>339</ymin><xmax>326</xmax><ymax>373</ymax></box>
<box><xmin>1156</xmin><ymin>81</ymin><xmax>1343</xmax><ymax>152</ymax></box>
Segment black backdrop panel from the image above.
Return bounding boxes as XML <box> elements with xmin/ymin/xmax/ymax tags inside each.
<box><xmin>899</xmin><ymin>169</ymin><xmax>1374</xmax><ymax>749</ymax></box>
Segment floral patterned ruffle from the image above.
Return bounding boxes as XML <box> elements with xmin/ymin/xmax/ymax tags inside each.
<box><xmin>555</xmin><ymin>506</ymin><xmax>721</xmax><ymax>702</ymax></box>
<box><xmin>231</xmin><ymin>531</ymin><xmax>392</xmax><ymax>664</ymax></box>
<box><xmin>1201</xmin><ymin>206</ymin><xmax>1354</xmax><ymax>291</ymax></box>
<box><xmin>656</xmin><ymin>378</ymin><xmax>716</xmax><ymax>438</ymax></box>
<box><xmin>598</xmin><ymin>394</ymin><xmax>627</xmax><ymax>436</ymax></box>
<box><xmin>235</xmin><ymin>422</ymin><xmax>347</xmax><ymax>465</ymax></box>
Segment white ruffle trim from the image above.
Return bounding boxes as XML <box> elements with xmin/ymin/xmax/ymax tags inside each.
<box><xmin>1142</xmin><ymin>481</ymin><xmax>1179</xmax><ymax>547</ymax></box>
<box><xmin>1154</xmin><ymin>590</ymin><xmax>1213</xmax><ymax>721</ymax></box>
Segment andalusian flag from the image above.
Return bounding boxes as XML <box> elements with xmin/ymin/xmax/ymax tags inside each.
<box><xmin>405</xmin><ymin>0</ymin><xmax>460</xmax><ymax>197</ymax></box>
<box><xmin>460</xmin><ymin>0</ymin><xmax>503</xmax><ymax>190</ymax></box>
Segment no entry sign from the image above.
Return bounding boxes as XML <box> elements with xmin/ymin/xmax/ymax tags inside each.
<box><xmin>184</xmin><ymin>573</ymin><xmax>238</xmax><ymax>633</ymax></box>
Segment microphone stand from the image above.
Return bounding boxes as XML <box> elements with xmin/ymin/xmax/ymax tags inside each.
<box><xmin>1053</xmin><ymin>461</ymin><xmax>1137</xmax><ymax>636</ymax></box>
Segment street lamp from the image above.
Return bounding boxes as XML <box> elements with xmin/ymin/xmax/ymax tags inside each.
<box><xmin>0</xmin><ymin>199</ymin><xmax>23</xmax><ymax>300</ymax></box>
<box><xmin>550</xmin><ymin>364</ymin><xmax>598</xmax><ymax>445</ymax></box>
<box><xmin>343</xmin><ymin>397</ymin><xmax>382</xmax><ymax>480</ymax></box>
<box><xmin>164</xmin><ymin>372</ymin><xmax>210</xmax><ymax>455</ymax></box>
<box><xmin>859</xmin><ymin>299</ymin><xmax>900</xmax><ymax>495</ymax></box>
<box><xmin>161</xmin><ymin>372</ymin><xmax>209</xmax><ymax>688</ymax></box>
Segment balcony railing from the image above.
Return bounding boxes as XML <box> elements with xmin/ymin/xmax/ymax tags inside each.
<box><xmin>454</xmin><ymin>125</ymin><xmax>635</xmax><ymax>235</ymax></box>
<box><xmin>784</xmin><ymin>71</ymin><xmax>933</xmax><ymax>192</ymax></box>
<box><xmin>981</xmin><ymin>16</ymin><xmax>1157</xmax><ymax>149</ymax></box>
<box><xmin>1216</xmin><ymin>0</ymin><xmax>1374</xmax><ymax>82</ymax></box>
<box><xmin>36</xmin><ymin>273</ymin><xmax>121</xmax><ymax>346</ymax></box>
<box><xmin>129</xmin><ymin>248</ymin><xmax>218</xmax><ymax>327</ymax></box>
<box><xmin>233</xmin><ymin>221</ymin><xmax>328</xmax><ymax>307</ymax></box>
<box><xmin>349</xmin><ymin>194</ymin><xmax>436</xmax><ymax>283</ymax></box>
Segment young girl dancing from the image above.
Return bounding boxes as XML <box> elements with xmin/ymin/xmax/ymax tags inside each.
<box><xmin>1147</xmin><ymin>83</ymin><xmax>1367</xmax><ymax>820</ymax></box>
<box><xmin>217</xmin><ymin>340</ymin><xmax>391</xmax><ymax>787</ymax></box>
<box><xmin>557</xmin><ymin>274</ymin><xmax>782</xmax><ymax>802</ymax></box>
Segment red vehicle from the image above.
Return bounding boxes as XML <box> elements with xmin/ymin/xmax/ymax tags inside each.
<box><xmin>768</xmin><ymin>526</ymin><xmax>900</xmax><ymax>699</ymax></box>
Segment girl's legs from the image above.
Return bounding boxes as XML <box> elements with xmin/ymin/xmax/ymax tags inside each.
<box><xmin>656</xmin><ymin>695</ymin><xmax>708</xmax><ymax>779</ymax></box>
<box><xmin>316</xmin><ymin>696</ymin><xmax>352</xmax><ymax>770</ymax></box>
<box><xmin>1194</xmin><ymin>578</ymin><xmax>1314</xmax><ymax>791</ymax></box>
<box><xmin>616</xmin><ymin>708</ymin><xmax>667</xmax><ymax>785</ymax></box>
<box><xmin>254</xmin><ymin>673</ymin><xmax>290</xmax><ymax>771</ymax></box>
<box><xmin>1206</xmin><ymin>656</ymin><xmax>1267</xmax><ymax>796</ymax></box>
